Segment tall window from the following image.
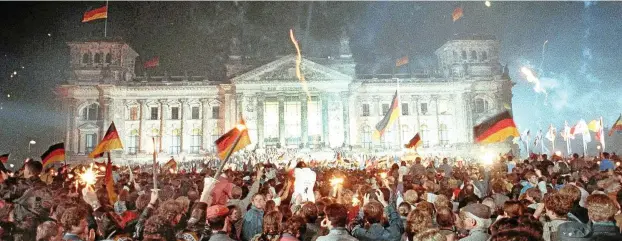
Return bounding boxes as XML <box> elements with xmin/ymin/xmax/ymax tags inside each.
<box><xmin>171</xmin><ymin>107</ymin><xmax>179</xmax><ymax>120</ymax></box>
<box><xmin>191</xmin><ymin>106</ymin><xmax>200</xmax><ymax>119</ymax></box>
<box><xmin>105</xmin><ymin>53</ymin><xmax>112</xmax><ymax>64</ymax></box>
<box><xmin>212</xmin><ymin>106</ymin><xmax>220</xmax><ymax>119</ymax></box>
<box><xmin>439</xmin><ymin>124</ymin><xmax>449</xmax><ymax>145</ymax></box>
<box><xmin>470</xmin><ymin>50</ymin><xmax>477</xmax><ymax>60</ymax></box>
<box><xmin>308</xmin><ymin>97</ymin><xmax>322</xmax><ymax>142</ymax></box>
<box><xmin>211</xmin><ymin>126</ymin><xmax>221</xmax><ymax>150</ymax></box>
<box><xmin>129</xmin><ymin>106</ymin><xmax>139</xmax><ymax>120</ymax></box>
<box><xmin>170</xmin><ymin>129</ymin><xmax>181</xmax><ymax>154</ymax></box>
<box><xmin>420</xmin><ymin>124</ymin><xmax>430</xmax><ymax>148</ymax></box>
<box><xmin>127</xmin><ymin>130</ymin><xmax>138</xmax><ymax>154</ymax></box>
<box><xmin>85</xmin><ymin>134</ymin><xmax>97</xmax><ymax>153</ymax></box>
<box><xmin>420</xmin><ymin>103</ymin><xmax>428</xmax><ymax>115</ymax></box>
<box><xmin>284</xmin><ymin>97</ymin><xmax>301</xmax><ymax>146</ymax></box>
<box><xmin>361</xmin><ymin>126</ymin><xmax>372</xmax><ymax>149</ymax></box>
<box><xmin>474</xmin><ymin>98</ymin><xmax>489</xmax><ymax>113</ymax></box>
<box><xmin>362</xmin><ymin>104</ymin><xmax>370</xmax><ymax>117</ymax></box>
<box><xmin>481</xmin><ymin>51</ymin><xmax>488</xmax><ymax>61</ymax></box>
<box><xmin>401</xmin><ymin>103</ymin><xmax>409</xmax><ymax>116</ymax></box>
<box><xmin>438</xmin><ymin>100</ymin><xmax>449</xmax><ymax>114</ymax></box>
<box><xmin>83</xmin><ymin>103</ymin><xmax>99</xmax><ymax>120</ymax></box>
<box><xmin>190</xmin><ymin>129</ymin><xmax>201</xmax><ymax>154</ymax></box>
<box><xmin>382</xmin><ymin>104</ymin><xmax>389</xmax><ymax>115</ymax></box>
<box><xmin>82</xmin><ymin>53</ymin><xmax>91</xmax><ymax>64</ymax></box>
<box><xmin>94</xmin><ymin>53</ymin><xmax>102</xmax><ymax>64</ymax></box>
<box><xmin>150</xmin><ymin>107</ymin><xmax>159</xmax><ymax>120</ymax></box>
<box><xmin>461</xmin><ymin>51</ymin><xmax>467</xmax><ymax>60</ymax></box>
<box><xmin>264</xmin><ymin>102</ymin><xmax>279</xmax><ymax>142</ymax></box>
<box><xmin>402</xmin><ymin>125</ymin><xmax>411</xmax><ymax>145</ymax></box>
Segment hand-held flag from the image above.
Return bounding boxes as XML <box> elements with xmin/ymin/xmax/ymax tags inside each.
<box><xmin>404</xmin><ymin>133</ymin><xmax>422</xmax><ymax>149</ymax></box>
<box><xmin>82</xmin><ymin>6</ymin><xmax>108</xmax><ymax>23</ymax></box>
<box><xmin>41</xmin><ymin>143</ymin><xmax>65</xmax><ymax>168</ymax></box>
<box><xmin>452</xmin><ymin>7</ymin><xmax>464</xmax><ymax>22</ymax></box>
<box><xmin>395</xmin><ymin>56</ymin><xmax>409</xmax><ymax>67</ymax></box>
<box><xmin>105</xmin><ymin>153</ymin><xmax>117</xmax><ymax>205</ymax></box>
<box><xmin>89</xmin><ymin>122</ymin><xmax>124</xmax><ymax>158</ymax></box>
<box><xmin>373</xmin><ymin>91</ymin><xmax>400</xmax><ymax>139</ymax></box>
<box><xmin>215</xmin><ymin>118</ymin><xmax>251</xmax><ymax>161</ymax></box>
<box><xmin>473</xmin><ymin>111</ymin><xmax>519</xmax><ymax>144</ymax></box>
<box><xmin>0</xmin><ymin>153</ymin><xmax>9</xmax><ymax>164</ymax></box>
<box><xmin>608</xmin><ymin>114</ymin><xmax>622</xmax><ymax>136</ymax></box>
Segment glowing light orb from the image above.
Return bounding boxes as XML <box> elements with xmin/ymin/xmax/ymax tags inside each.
<box><xmin>330</xmin><ymin>177</ymin><xmax>344</xmax><ymax>186</ymax></box>
<box><xmin>555</xmin><ymin>151</ymin><xmax>562</xmax><ymax>156</ymax></box>
<box><xmin>482</xmin><ymin>152</ymin><xmax>495</xmax><ymax>165</ymax></box>
<box><xmin>485</xmin><ymin>1</ymin><xmax>491</xmax><ymax>7</ymax></box>
<box><xmin>380</xmin><ymin>172</ymin><xmax>387</xmax><ymax>179</ymax></box>
<box><xmin>80</xmin><ymin>168</ymin><xmax>97</xmax><ymax>186</ymax></box>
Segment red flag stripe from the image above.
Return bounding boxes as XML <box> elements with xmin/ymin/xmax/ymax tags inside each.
<box><xmin>475</xmin><ymin>119</ymin><xmax>517</xmax><ymax>142</ymax></box>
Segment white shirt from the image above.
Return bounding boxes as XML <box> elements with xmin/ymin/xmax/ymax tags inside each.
<box><xmin>293</xmin><ymin>168</ymin><xmax>316</xmax><ymax>203</ymax></box>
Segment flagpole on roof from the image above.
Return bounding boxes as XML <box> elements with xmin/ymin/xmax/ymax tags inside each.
<box><xmin>104</xmin><ymin>0</ymin><xmax>109</xmax><ymax>38</ymax></box>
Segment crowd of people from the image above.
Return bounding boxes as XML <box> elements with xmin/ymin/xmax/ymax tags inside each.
<box><xmin>1</xmin><ymin>149</ymin><xmax>622</xmax><ymax>241</ymax></box>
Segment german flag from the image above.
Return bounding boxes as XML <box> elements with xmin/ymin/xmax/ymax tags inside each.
<box><xmin>0</xmin><ymin>153</ymin><xmax>8</xmax><ymax>164</ymax></box>
<box><xmin>41</xmin><ymin>143</ymin><xmax>65</xmax><ymax>168</ymax></box>
<box><xmin>163</xmin><ymin>158</ymin><xmax>177</xmax><ymax>170</ymax></box>
<box><xmin>144</xmin><ymin>56</ymin><xmax>160</xmax><ymax>69</ymax></box>
<box><xmin>608</xmin><ymin>114</ymin><xmax>622</xmax><ymax>136</ymax></box>
<box><xmin>404</xmin><ymin>133</ymin><xmax>422</xmax><ymax>149</ymax></box>
<box><xmin>82</xmin><ymin>5</ymin><xmax>108</xmax><ymax>23</ymax></box>
<box><xmin>373</xmin><ymin>91</ymin><xmax>400</xmax><ymax>139</ymax></box>
<box><xmin>452</xmin><ymin>7</ymin><xmax>464</xmax><ymax>22</ymax></box>
<box><xmin>395</xmin><ymin>56</ymin><xmax>409</xmax><ymax>67</ymax></box>
<box><xmin>473</xmin><ymin>111</ymin><xmax>520</xmax><ymax>144</ymax></box>
<box><xmin>215</xmin><ymin>118</ymin><xmax>251</xmax><ymax>160</ymax></box>
<box><xmin>89</xmin><ymin>122</ymin><xmax>124</xmax><ymax>158</ymax></box>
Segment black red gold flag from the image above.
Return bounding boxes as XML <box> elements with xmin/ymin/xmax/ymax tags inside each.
<box><xmin>473</xmin><ymin>111</ymin><xmax>520</xmax><ymax>144</ymax></box>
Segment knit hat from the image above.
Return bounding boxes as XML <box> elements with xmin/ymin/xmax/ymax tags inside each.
<box><xmin>205</xmin><ymin>205</ymin><xmax>229</xmax><ymax>219</ymax></box>
<box><xmin>461</xmin><ymin>203</ymin><xmax>491</xmax><ymax>219</ymax></box>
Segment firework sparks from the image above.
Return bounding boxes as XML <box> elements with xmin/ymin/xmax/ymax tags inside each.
<box><xmin>520</xmin><ymin>66</ymin><xmax>548</xmax><ymax>98</ymax></box>
<box><xmin>289</xmin><ymin>29</ymin><xmax>311</xmax><ymax>101</ymax></box>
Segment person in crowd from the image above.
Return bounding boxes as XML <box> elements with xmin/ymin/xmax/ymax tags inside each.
<box><xmin>351</xmin><ymin>190</ymin><xmax>403</xmax><ymax>241</ymax></box>
<box><xmin>300</xmin><ymin>202</ymin><xmax>320</xmax><ymax>241</ymax></box>
<box><xmin>205</xmin><ymin>205</ymin><xmax>235</xmax><ymax>241</ymax></box>
<box><xmin>243</xmin><ymin>193</ymin><xmax>267</xmax><ymax>241</ymax></box>
<box><xmin>600</xmin><ymin>152</ymin><xmax>615</xmax><ymax>171</ymax></box>
<box><xmin>317</xmin><ymin>203</ymin><xmax>357</xmax><ymax>241</ymax></box>
<box><xmin>557</xmin><ymin>185</ymin><xmax>589</xmax><ymax>223</ymax></box>
<box><xmin>558</xmin><ymin>193</ymin><xmax>622</xmax><ymax>240</ymax></box>
<box><xmin>457</xmin><ymin>203</ymin><xmax>491</xmax><ymax>241</ymax></box>
<box><xmin>538</xmin><ymin>193</ymin><xmax>572</xmax><ymax>241</ymax></box>
<box><xmin>250</xmin><ymin>211</ymin><xmax>282</xmax><ymax>241</ymax></box>
<box><xmin>281</xmin><ymin>216</ymin><xmax>306</xmax><ymax>241</ymax></box>
<box><xmin>404</xmin><ymin>208</ymin><xmax>434</xmax><ymax>241</ymax></box>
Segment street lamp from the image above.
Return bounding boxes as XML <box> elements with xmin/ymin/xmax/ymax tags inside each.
<box><xmin>28</xmin><ymin>140</ymin><xmax>36</xmax><ymax>153</ymax></box>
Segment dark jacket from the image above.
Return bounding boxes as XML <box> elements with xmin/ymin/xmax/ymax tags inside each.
<box><xmin>351</xmin><ymin>205</ymin><xmax>403</xmax><ymax>241</ymax></box>
<box><xmin>558</xmin><ymin>221</ymin><xmax>622</xmax><ymax>241</ymax></box>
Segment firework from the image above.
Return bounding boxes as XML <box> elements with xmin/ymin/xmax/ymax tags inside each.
<box><xmin>289</xmin><ymin>29</ymin><xmax>311</xmax><ymax>101</ymax></box>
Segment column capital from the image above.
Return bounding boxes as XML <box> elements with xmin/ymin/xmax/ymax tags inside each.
<box><xmin>158</xmin><ymin>99</ymin><xmax>168</xmax><ymax>104</ymax></box>
<box><xmin>339</xmin><ymin>91</ymin><xmax>350</xmax><ymax>100</ymax></box>
<box><xmin>411</xmin><ymin>95</ymin><xmax>420</xmax><ymax>101</ymax></box>
<box><xmin>255</xmin><ymin>92</ymin><xmax>265</xmax><ymax>100</ymax></box>
<box><xmin>277</xmin><ymin>93</ymin><xmax>285</xmax><ymax>101</ymax></box>
<box><xmin>137</xmin><ymin>99</ymin><xmax>147</xmax><ymax>104</ymax></box>
<box><xmin>200</xmin><ymin>98</ymin><xmax>209</xmax><ymax>104</ymax></box>
<box><xmin>431</xmin><ymin>94</ymin><xmax>440</xmax><ymax>100</ymax></box>
<box><xmin>179</xmin><ymin>98</ymin><xmax>188</xmax><ymax>104</ymax></box>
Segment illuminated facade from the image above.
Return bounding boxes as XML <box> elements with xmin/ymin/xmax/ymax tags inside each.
<box><xmin>57</xmin><ymin>35</ymin><xmax>514</xmax><ymax>163</ymax></box>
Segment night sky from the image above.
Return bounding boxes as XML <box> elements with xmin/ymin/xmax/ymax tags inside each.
<box><xmin>1</xmin><ymin>1</ymin><xmax>621</xmax><ymax>162</ymax></box>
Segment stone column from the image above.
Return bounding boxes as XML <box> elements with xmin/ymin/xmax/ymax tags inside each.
<box><xmin>341</xmin><ymin>92</ymin><xmax>350</xmax><ymax>146</ymax></box>
<box><xmin>101</xmin><ymin>98</ymin><xmax>110</xmax><ymax>138</ymax></box>
<box><xmin>256</xmin><ymin>94</ymin><xmax>265</xmax><ymax>148</ymax></box>
<box><xmin>236</xmin><ymin>93</ymin><xmax>244</xmax><ymax>121</ymax></box>
<box><xmin>72</xmin><ymin>102</ymin><xmax>80</xmax><ymax>154</ymax></box>
<box><xmin>278</xmin><ymin>94</ymin><xmax>285</xmax><ymax>147</ymax></box>
<box><xmin>138</xmin><ymin>99</ymin><xmax>146</xmax><ymax>153</ymax></box>
<box><xmin>180</xmin><ymin>98</ymin><xmax>187</xmax><ymax>153</ymax></box>
<box><xmin>300</xmin><ymin>94</ymin><xmax>308</xmax><ymax>148</ymax></box>
<box><xmin>464</xmin><ymin>93</ymin><xmax>474</xmax><ymax>142</ymax></box>
<box><xmin>158</xmin><ymin>99</ymin><xmax>167</xmax><ymax>153</ymax></box>
<box><xmin>321</xmin><ymin>93</ymin><xmax>330</xmax><ymax>147</ymax></box>
<box><xmin>433</xmin><ymin>95</ymin><xmax>440</xmax><ymax>146</ymax></box>
<box><xmin>413</xmin><ymin>95</ymin><xmax>421</xmax><ymax>132</ymax></box>
<box><xmin>65</xmin><ymin>98</ymin><xmax>75</xmax><ymax>154</ymax></box>
<box><xmin>223</xmin><ymin>86</ymin><xmax>233</xmax><ymax>130</ymax></box>
<box><xmin>200</xmin><ymin>98</ymin><xmax>210</xmax><ymax>151</ymax></box>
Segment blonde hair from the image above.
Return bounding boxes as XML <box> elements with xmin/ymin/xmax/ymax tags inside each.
<box><xmin>586</xmin><ymin>194</ymin><xmax>618</xmax><ymax>222</ymax></box>
<box><xmin>404</xmin><ymin>190</ymin><xmax>419</xmax><ymax>204</ymax></box>
<box><xmin>413</xmin><ymin>228</ymin><xmax>447</xmax><ymax>241</ymax></box>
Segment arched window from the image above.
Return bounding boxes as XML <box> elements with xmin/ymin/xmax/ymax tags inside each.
<box><xmin>105</xmin><ymin>53</ymin><xmax>112</xmax><ymax>64</ymax></box>
<box><xmin>461</xmin><ymin>51</ymin><xmax>467</xmax><ymax>60</ymax></box>
<box><xmin>474</xmin><ymin>98</ymin><xmax>489</xmax><ymax>113</ymax></box>
<box><xmin>82</xmin><ymin>53</ymin><xmax>91</xmax><ymax>64</ymax></box>
<box><xmin>361</xmin><ymin>126</ymin><xmax>372</xmax><ymax>149</ymax></box>
<box><xmin>481</xmin><ymin>51</ymin><xmax>488</xmax><ymax>61</ymax></box>
<box><xmin>82</xmin><ymin>103</ymin><xmax>99</xmax><ymax>120</ymax></box>
<box><xmin>94</xmin><ymin>53</ymin><xmax>102</xmax><ymax>64</ymax></box>
<box><xmin>439</xmin><ymin>124</ymin><xmax>449</xmax><ymax>145</ymax></box>
<box><xmin>420</xmin><ymin>124</ymin><xmax>430</xmax><ymax>148</ymax></box>
<box><xmin>470</xmin><ymin>50</ymin><xmax>477</xmax><ymax>60</ymax></box>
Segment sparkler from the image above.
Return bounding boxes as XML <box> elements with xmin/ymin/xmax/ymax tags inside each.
<box><xmin>79</xmin><ymin>163</ymin><xmax>97</xmax><ymax>186</ymax></box>
<box><xmin>289</xmin><ymin>29</ymin><xmax>311</xmax><ymax>101</ymax></box>
<box><xmin>379</xmin><ymin>172</ymin><xmax>387</xmax><ymax>179</ymax></box>
<box><xmin>352</xmin><ymin>194</ymin><xmax>360</xmax><ymax>206</ymax></box>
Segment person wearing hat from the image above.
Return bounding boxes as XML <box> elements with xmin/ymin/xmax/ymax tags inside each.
<box><xmin>205</xmin><ymin>205</ymin><xmax>234</xmax><ymax>241</ymax></box>
<box><xmin>458</xmin><ymin>203</ymin><xmax>492</xmax><ymax>241</ymax></box>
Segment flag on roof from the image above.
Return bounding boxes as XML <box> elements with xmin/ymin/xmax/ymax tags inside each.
<box><xmin>395</xmin><ymin>56</ymin><xmax>409</xmax><ymax>67</ymax></box>
<box><xmin>144</xmin><ymin>56</ymin><xmax>160</xmax><ymax>69</ymax></box>
<box><xmin>404</xmin><ymin>133</ymin><xmax>422</xmax><ymax>149</ymax></box>
<box><xmin>89</xmin><ymin>122</ymin><xmax>123</xmax><ymax>158</ymax></box>
<box><xmin>473</xmin><ymin>111</ymin><xmax>520</xmax><ymax>144</ymax></box>
<box><xmin>82</xmin><ymin>5</ymin><xmax>108</xmax><ymax>23</ymax></box>
<box><xmin>608</xmin><ymin>114</ymin><xmax>622</xmax><ymax>136</ymax></box>
<box><xmin>452</xmin><ymin>7</ymin><xmax>464</xmax><ymax>22</ymax></box>
<box><xmin>41</xmin><ymin>143</ymin><xmax>65</xmax><ymax>168</ymax></box>
<box><xmin>373</xmin><ymin>91</ymin><xmax>400</xmax><ymax>140</ymax></box>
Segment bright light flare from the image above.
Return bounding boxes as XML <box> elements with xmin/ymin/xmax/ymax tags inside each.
<box><xmin>379</xmin><ymin>172</ymin><xmax>387</xmax><ymax>179</ymax></box>
<box><xmin>352</xmin><ymin>194</ymin><xmax>360</xmax><ymax>205</ymax></box>
<box><xmin>235</xmin><ymin>124</ymin><xmax>247</xmax><ymax>131</ymax></box>
<box><xmin>79</xmin><ymin>168</ymin><xmax>97</xmax><ymax>186</ymax></box>
<box><xmin>520</xmin><ymin>67</ymin><xmax>547</xmax><ymax>95</ymax></box>
<box><xmin>555</xmin><ymin>151</ymin><xmax>562</xmax><ymax>156</ymax></box>
<box><xmin>482</xmin><ymin>152</ymin><xmax>495</xmax><ymax>165</ymax></box>
<box><xmin>289</xmin><ymin>29</ymin><xmax>311</xmax><ymax>101</ymax></box>
<box><xmin>330</xmin><ymin>177</ymin><xmax>344</xmax><ymax>186</ymax></box>
<box><xmin>485</xmin><ymin>1</ymin><xmax>491</xmax><ymax>7</ymax></box>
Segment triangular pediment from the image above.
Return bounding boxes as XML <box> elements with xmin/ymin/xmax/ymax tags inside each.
<box><xmin>231</xmin><ymin>55</ymin><xmax>352</xmax><ymax>83</ymax></box>
<box><xmin>78</xmin><ymin>122</ymin><xmax>99</xmax><ymax>130</ymax></box>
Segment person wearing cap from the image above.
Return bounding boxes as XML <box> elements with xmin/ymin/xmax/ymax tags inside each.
<box><xmin>205</xmin><ymin>205</ymin><xmax>234</xmax><ymax>241</ymax></box>
<box><xmin>458</xmin><ymin>203</ymin><xmax>491</xmax><ymax>241</ymax></box>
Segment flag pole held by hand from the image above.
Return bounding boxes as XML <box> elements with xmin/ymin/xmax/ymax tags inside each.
<box><xmin>213</xmin><ymin>129</ymin><xmax>244</xmax><ymax>179</ymax></box>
